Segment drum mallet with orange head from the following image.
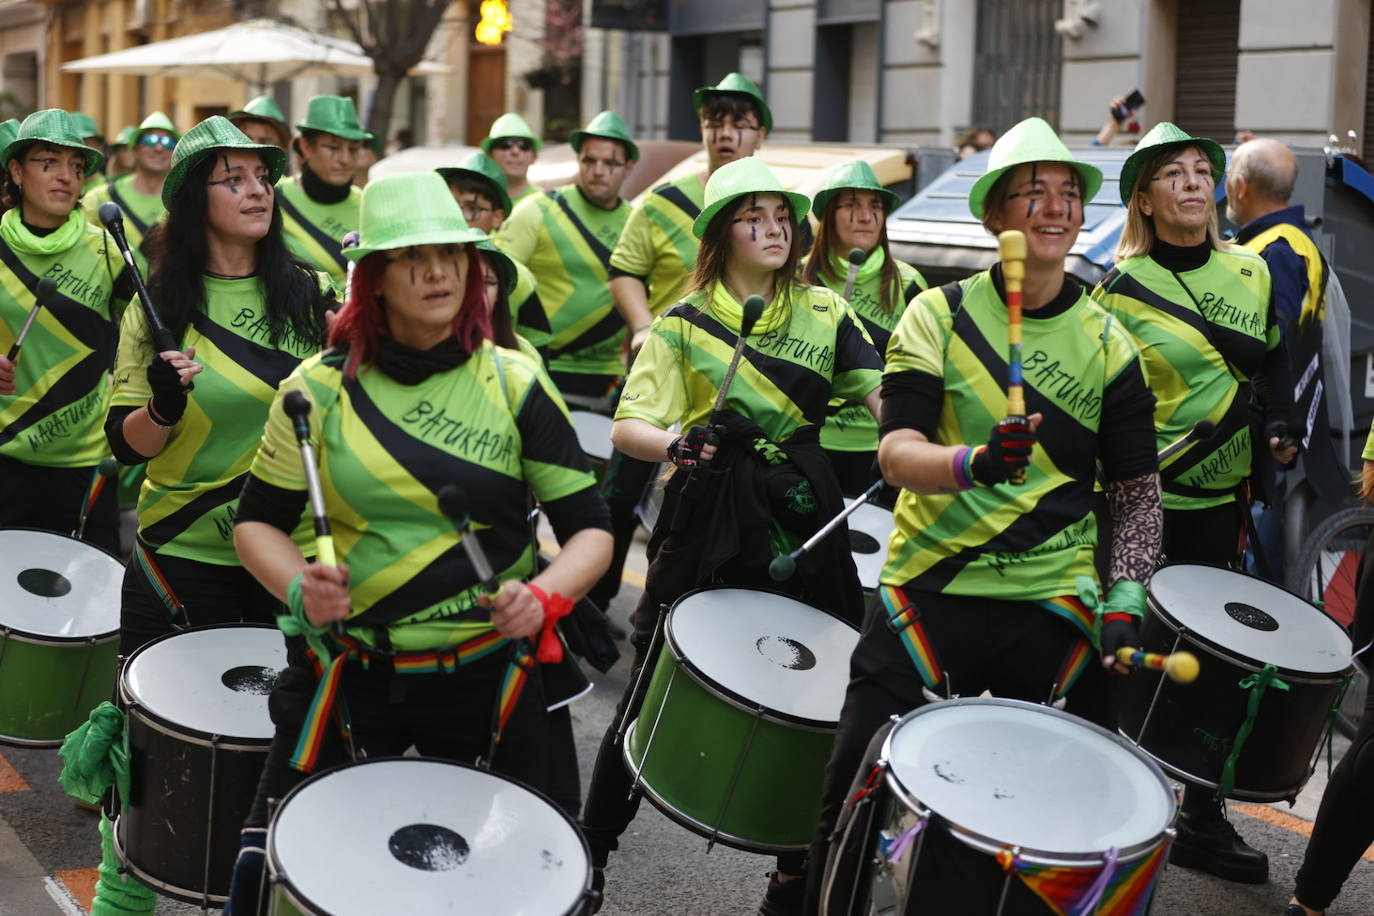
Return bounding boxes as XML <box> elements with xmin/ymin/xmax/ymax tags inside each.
<box><xmin>769</xmin><ymin>478</ymin><xmax>885</xmax><ymax>582</ymax></box>
<box><xmin>841</xmin><ymin>247</ymin><xmax>866</xmax><ymax>301</ymax></box>
<box><xmin>1116</xmin><ymin>647</ymin><xmax>1200</xmax><ymax>684</ymax></box>
<box><xmin>6</xmin><ymin>277</ymin><xmax>57</xmax><ymax>362</ymax></box>
<box><xmin>997</xmin><ymin>230</ymin><xmax>1029</xmax><ymax>485</ymax></box>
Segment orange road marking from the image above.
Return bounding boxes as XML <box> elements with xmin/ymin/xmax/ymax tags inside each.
<box><xmin>1233</xmin><ymin>803</ymin><xmax>1374</xmax><ymax>862</ymax></box>
<box><xmin>0</xmin><ymin>751</ymin><xmax>30</xmax><ymax>792</ymax></box>
<box><xmin>56</xmin><ymin>868</ymin><xmax>98</xmax><ymax>912</ymax></box>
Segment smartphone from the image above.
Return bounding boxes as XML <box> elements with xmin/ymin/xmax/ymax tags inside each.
<box><xmin>1112</xmin><ymin>89</ymin><xmax>1146</xmax><ymax>124</ymax></box>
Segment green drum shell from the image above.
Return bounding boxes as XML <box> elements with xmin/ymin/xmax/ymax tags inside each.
<box><xmin>624</xmin><ymin>628</ymin><xmax>840</xmax><ymax>852</ymax></box>
<box><xmin>0</xmin><ymin>628</ymin><xmax>118</xmax><ymax>746</ymax></box>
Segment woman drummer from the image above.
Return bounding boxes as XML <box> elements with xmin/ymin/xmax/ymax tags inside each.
<box><xmin>0</xmin><ymin>109</ymin><xmax>131</xmax><ymax>553</ymax></box>
<box><xmin>1092</xmin><ymin>122</ymin><xmax>1296</xmax><ymax>887</ymax></box>
<box><xmin>803</xmin><ymin>118</ymin><xmax>1163</xmax><ymax>915</ymax></box>
<box><xmin>223</xmin><ymin>171</ymin><xmax>612</xmax><ymax>914</ymax></box>
<box><xmin>802</xmin><ymin>160</ymin><xmax>927</xmax><ymax>498</ymax></box>
<box><xmin>579</xmin><ymin>156</ymin><xmax>884</xmax><ymax>915</ymax></box>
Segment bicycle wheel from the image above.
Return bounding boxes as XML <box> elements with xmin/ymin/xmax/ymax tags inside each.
<box><xmin>1288</xmin><ymin>506</ymin><xmax>1372</xmax><ymax>739</ymax></box>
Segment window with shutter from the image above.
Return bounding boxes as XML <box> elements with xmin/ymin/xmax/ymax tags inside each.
<box><xmin>1173</xmin><ymin>0</ymin><xmax>1241</xmax><ymax>142</ymax></box>
<box><xmin>971</xmin><ymin>0</ymin><xmax>1063</xmax><ymax>132</ymax></box>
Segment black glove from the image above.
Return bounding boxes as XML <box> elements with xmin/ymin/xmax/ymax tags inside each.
<box><xmin>1264</xmin><ymin>420</ymin><xmax>1299</xmax><ymax>457</ymax></box>
<box><xmin>667</xmin><ymin>424</ymin><xmax>720</xmax><ymax>469</ymax></box>
<box><xmin>147</xmin><ymin>356</ymin><xmax>189</xmax><ymax>426</ymax></box>
<box><xmin>1099</xmin><ymin>618</ymin><xmax>1141</xmax><ymax>664</ymax></box>
<box><xmin>969</xmin><ymin>415</ymin><xmax>1035</xmax><ymax>485</ymax></box>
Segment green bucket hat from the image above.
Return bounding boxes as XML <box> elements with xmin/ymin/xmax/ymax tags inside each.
<box><xmin>3</xmin><ymin>109</ymin><xmax>105</xmax><ymax>176</ymax></box>
<box><xmin>480</xmin><ymin>112</ymin><xmax>542</xmax><ymax>154</ymax></box>
<box><xmin>0</xmin><ymin>119</ymin><xmax>19</xmax><ymax>157</ymax></box>
<box><xmin>692</xmin><ymin>156</ymin><xmax>810</xmax><ymax>239</ymax></box>
<box><xmin>967</xmin><ymin>117</ymin><xmax>1102</xmax><ymax>219</ymax></box>
<box><xmin>343</xmin><ymin>172</ymin><xmax>487</xmax><ymax>262</ymax></box>
<box><xmin>70</xmin><ymin>111</ymin><xmax>103</xmax><ymax>143</ymax></box>
<box><xmin>229</xmin><ymin>96</ymin><xmax>290</xmax><ymax>144</ymax></box>
<box><xmin>135</xmin><ymin>111</ymin><xmax>180</xmax><ymax>142</ymax></box>
<box><xmin>437</xmin><ymin>151</ymin><xmax>512</xmax><ymax>215</ymax></box>
<box><xmin>112</xmin><ymin>125</ymin><xmax>138</xmax><ymax>148</ymax></box>
<box><xmin>693</xmin><ymin>72</ymin><xmax>773</xmax><ymax>134</ymax></box>
<box><xmin>295</xmin><ymin>96</ymin><xmax>371</xmax><ymax>143</ymax></box>
<box><xmin>570</xmin><ymin>110</ymin><xmax>638</xmax><ymax>162</ymax></box>
<box><xmin>161</xmin><ymin>116</ymin><xmax>288</xmax><ymax>206</ymax></box>
<box><xmin>475</xmin><ymin>238</ymin><xmax>518</xmax><ymax>296</ymax></box>
<box><xmin>1118</xmin><ymin>121</ymin><xmax>1227</xmax><ymax>206</ymax></box>
<box><xmin>811</xmin><ymin>161</ymin><xmax>901</xmax><ymax>220</ymax></box>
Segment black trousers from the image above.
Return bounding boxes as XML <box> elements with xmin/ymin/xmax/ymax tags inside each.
<box><xmin>1162</xmin><ymin>499</ymin><xmax>1245</xmax><ymax>568</ymax></box>
<box><xmin>0</xmin><ymin>455</ymin><xmax>120</xmax><ymax>556</ymax></box>
<box><xmin>120</xmin><ymin>548</ymin><xmax>282</xmax><ymax>654</ymax></box>
<box><xmin>803</xmin><ymin>590</ymin><xmax>1114</xmax><ymax>916</ymax></box>
<box><xmin>587</xmin><ymin>449</ymin><xmax>657</xmax><ymax>610</ymax></box>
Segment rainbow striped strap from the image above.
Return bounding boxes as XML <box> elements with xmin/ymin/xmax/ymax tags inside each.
<box><xmin>1004</xmin><ymin>839</ymin><xmax>1170</xmax><ymax>916</ymax></box>
<box><xmin>289</xmin><ymin>646</ymin><xmax>352</xmax><ymax>772</ymax></box>
<box><xmin>491</xmin><ymin>645</ymin><xmax>536</xmax><ymax>748</ymax></box>
<box><xmin>133</xmin><ymin>543</ymin><xmax>184</xmax><ymax>617</ymax></box>
<box><xmin>879</xmin><ymin>585</ymin><xmax>944</xmax><ymax>690</ymax></box>
<box><xmin>76</xmin><ymin>464</ymin><xmax>109</xmax><ymax>534</ymax></box>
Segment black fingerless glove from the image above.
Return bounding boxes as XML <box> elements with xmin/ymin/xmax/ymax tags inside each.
<box><xmin>146</xmin><ymin>356</ymin><xmax>188</xmax><ymax>426</ymax></box>
<box><xmin>1099</xmin><ymin>617</ymin><xmax>1141</xmax><ymax>662</ymax></box>
<box><xmin>969</xmin><ymin>416</ymin><xmax>1035</xmax><ymax>485</ymax></box>
<box><xmin>1265</xmin><ymin>420</ymin><xmax>1300</xmax><ymax>458</ymax></box>
<box><xmin>667</xmin><ymin>424</ymin><xmax>720</xmax><ymax>469</ymax></box>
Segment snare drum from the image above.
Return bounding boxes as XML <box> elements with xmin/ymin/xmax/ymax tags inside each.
<box><xmin>1118</xmin><ymin>564</ymin><xmax>1353</xmax><ymax>801</ymax></box>
<box><xmin>823</xmin><ymin>699</ymin><xmax>1176</xmax><ymax>916</ymax></box>
<box><xmin>570</xmin><ymin>410</ymin><xmax>614</xmax><ymax>479</ymax></box>
<box><xmin>267</xmin><ymin>758</ymin><xmax>594</xmax><ymax>915</ymax></box>
<box><xmin>844</xmin><ymin>499</ymin><xmax>895</xmax><ymax>596</ymax></box>
<box><xmin>115</xmin><ymin>624</ymin><xmax>285</xmax><ymax>905</ymax></box>
<box><xmin>0</xmin><ymin>528</ymin><xmax>122</xmax><ymax>746</ymax></box>
<box><xmin>624</xmin><ymin>587</ymin><xmax>859</xmax><ymax>852</ymax></box>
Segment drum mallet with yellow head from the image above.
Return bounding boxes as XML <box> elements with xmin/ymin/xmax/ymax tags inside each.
<box><xmin>1116</xmin><ymin>647</ymin><xmax>1200</xmax><ymax>684</ymax></box>
<box><xmin>841</xmin><ymin>247</ymin><xmax>866</xmax><ymax>301</ymax></box>
<box><xmin>997</xmin><ymin>230</ymin><xmax>1029</xmax><ymax>485</ymax></box>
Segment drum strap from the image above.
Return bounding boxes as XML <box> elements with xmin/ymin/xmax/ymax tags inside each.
<box><xmin>133</xmin><ymin>542</ymin><xmax>184</xmax><ymax>617</ymax></box>
<box><xmin>879</xmin><ymin>585</ymin><xmax>945</xmax><ymax>690</ymax></box>
<box><xmin>998</xmin><ymin>841</ymin><xmax>1170</xmax><ymax>916</ymax></box>
<box><xmin>1217</xmin><ymin>664</ymin><xmax>1291</xmax><ymax>800</ymax></box>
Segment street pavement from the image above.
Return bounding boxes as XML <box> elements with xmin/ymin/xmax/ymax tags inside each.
<box><xmin>1</xmin><ymin>526</ymin><xmax>1371</xmax><ymax>915</ymax></box>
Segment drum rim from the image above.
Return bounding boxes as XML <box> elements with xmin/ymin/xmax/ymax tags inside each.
<box><xmin>665</xmin><ymin>584</ymin><xmax>858</xmax><ymax>731</ymax></box>
<box><xmin>0</xmin><ymin>525</ymin><xmax>126</xmax><ymax>563</ymax></box>
<box><xmin>1148</xmin><ymin>563</ymin><xmax>1354</xmax><ymax>682</ymax></box>
<box><xmin>265</xmin><ymin>755</ymin><xmax>595</xmax><ymax>915</ymax></box>
<box><xmin>881</xmin><ymin>697</ymin><xmax>1178</xmax><ymax>866</ymax></box>
<box><xmin>118</xmin><ymin>622</ymin><xmax>284</xmax><ymax>745</ymax></box>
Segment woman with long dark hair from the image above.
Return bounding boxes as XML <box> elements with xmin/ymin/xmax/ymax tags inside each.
<box><xmin>802</xmin><ymin>160</ymin><xmax>927</xmax><ymax>497</ymax></box>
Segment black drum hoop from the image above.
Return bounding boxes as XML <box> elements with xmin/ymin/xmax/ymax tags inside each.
<box><xmin>663</xmin><ymin>584</ymin><xmax>858</xmax><ymax>732</ymax></box>
<box><xmin>0</xmin><ymin>624</ymin><xmax>118</xmax><ymax>649</ymax></box>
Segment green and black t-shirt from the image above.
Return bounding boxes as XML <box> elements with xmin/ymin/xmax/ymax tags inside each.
<box><xmin>497</xmin><ymin>184</ymin><xmax>630</xmax><ymax>377</ymax></box>
<box><xmin>882</xmin><ymin>270</ymin><xmax>1154</xmax><ymax>598</ymax></box>
<box><xmin>275</xmin><ymin>176</ymin><xmax>361</xmax><ymax>296</ymax></box>
<box><xmin>1092</xmin><ymin>246</ymin><xmax>1275</xmax><ymax>510</ymax></box>
<box><xmin>110</xmin><ymin>274</ymin><xmax>327</xmax><ymax>563</ymax></box>
<box><xmin>249</xmin><ymin>342</ymin><xmax>599</xmax><ymax>650</ymax></box>
<box><xmin>609</xmin><ymin>173</ymin><xmax>706</xmax><ymax>320</ymax></box>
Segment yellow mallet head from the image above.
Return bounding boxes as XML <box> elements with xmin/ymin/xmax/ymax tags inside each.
<box><xmin>998</xmin><ymin>230</ymin><xmax>1026</xmax><ymax>281</ymax></box>
<box><xmin>1164</xmin><ymin>651</ymin><xmax>1200</xmax><ymax>684</ymax></box>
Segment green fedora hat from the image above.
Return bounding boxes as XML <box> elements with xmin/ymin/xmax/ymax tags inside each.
<box><xmin>1118</xmin><ymin>121</ymin><xmax>1227</xmax><ymax>205</ymax></box>
<box><xmin>135</xmin><ymin>110</ymin><xmax>180</xmax><ymax>142</ymax></box>
<box><xmin>967</xmin><ymin>116</ymin><xmax>1102</xmax><ymax>219</ymax></box>
<box><xmin>481</xmin><ymin>112</ymin><xmax>542</xmax><ymax>153</ymax></box>
<box><xmin>437</xmin><ymin>151</ymin><xmax>512</xmax><ymax>215</ymax></box>
<box><xmin>161</xmin><ymin>116</ymin><xmax>288</xmax><ymax>206</ymax></box>
<box><xmin>295</xmin><ymin>96</ymin><xmax>371</xmax><ymax>142</ymax></box>
<box><xmin>343</xmin><ymin>172</ymin><xmax>487</xmax><ymax>262</ymax></box>
<box><xmin>70</xmin><ymin>111</ymin><xmax>103</xmax><ymax>142</ymax></box>
<box><xmin>692</xmin><ymin>156</ymin><xmax>810</xmax><ymax>239</ymax></box>
<box><xmin>111</xmin><ymin>124</ymin><xmax>138</xmax><ymax>148</ymax></box>
<box><xmin>229</xmin><ymin>95</ymin><xmax>290</xmax><ymax>143</ymax></box>
<box><xmin>692</xmin><ymin>72</ymin><xmax>773</xmax><ymax>133</ymax></box>
<box><xmin>811</xmin><ymin>160</ymin><xmax>901</xmax><ymax>219</ymax></box>
<box><xmin>3</xmin><ymin>109</ymin><xmax>105</xmax><ymax>176</ymax></box>
<box><xmin>0</xmin><ymin>119</ymin><xmax>19</xmax><ymax>157</ymax></box>
<box><xmin>570</xmin><ymin>110</ymin><xmax>638</xmax><ymax>161</ymax></box>
<box><xmin>475</xmin><ymin>238</ymin><xmax>518</xmax><ymax>296</ymax></box>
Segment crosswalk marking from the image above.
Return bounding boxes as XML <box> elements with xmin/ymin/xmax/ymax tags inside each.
<box><xmin>0</xmin><ymin>750</ymin><xmax>31</xmax><ymax>792</ymax></box>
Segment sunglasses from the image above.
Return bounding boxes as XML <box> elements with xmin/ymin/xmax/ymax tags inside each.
<box><xmin>138</xmin><ymin>134</ymin><xmax>177</xmax><ymax>150</ymax></box>
<box><xmin>490</xmin><ymin>138</ymin><xmax>534</xmax><ymax>153</ymax></box>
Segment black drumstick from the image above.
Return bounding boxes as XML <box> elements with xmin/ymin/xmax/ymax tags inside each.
<box><xmin>99</xmin><ymin>202</ymin><xmax>176</xmax><ymax>354</ymax></box>
<box><xmin>437</xmin><ymin>484</ymin><xmax>501</xmax><ymax>594</ymax></box>
<box><xmin>6</xmin><ymin>277</ymin><xmax>57</xmax><ymax>362</ymax></box>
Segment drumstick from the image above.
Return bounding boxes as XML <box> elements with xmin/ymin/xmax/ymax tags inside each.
<box><xmin>769</xmin><ymin>478</ymin><xmax>884</xmax><ymax>582</ymax></box>
<box><xmin>437</xmin><ymin>485</ymin><xmax>502</xmax><ymax>594</ymax></box>
<box><xmin>282</xmin><ymin>391</ymin><xmax>345</xmax><ymax>640</ymax></box>
<box><xmin>98</xmin><ymin>202</ymin><xmax>176</xmax><ymax>354</ymax></box>
<box><xmin>1116</xmin><ymin>647</ymin><xmax>1200</xmax><ymax>684</ymax></box>
<box><xmin>341</xmin><ymin>231</ymin><xmax>359</xmax><ymax>308</ymax></box>
<box><xmin>997</xmin><ymin>230</ymin><xmax>1028</xmax><ymax>485</ymax></box>
<box><xmin>841</xmin><ymin>247</ymin><xmax>866</xmax><ymax>301</ymax></box>
<box><xmin>1158</xmin><ymin>418</ymin><xmax>1215</xmax><ymax>463</ymax></box>
<box><xmin>6</xmin><ymin>277</ymin><xmax>58</xmax><ymax>362</ymax></box>
<box><xmin>711</xmin><ymin>293</ymin><xmax>767</xmax><ymax>417</ymax></box>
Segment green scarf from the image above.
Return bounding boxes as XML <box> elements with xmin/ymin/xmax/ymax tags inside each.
<box><xmin>829</xmin><ymin>245</ymin><xmax>884</xmax><ymax>291</ymax></box>
<box><xmin>708</xmin><ymin>282</ymin><xmax>792</xmax><ymax>337</ymax></box>
<box><xmin>0</xmin><ymin>207</ymin><xmax>87</xmax><ymax>256</ymax></box>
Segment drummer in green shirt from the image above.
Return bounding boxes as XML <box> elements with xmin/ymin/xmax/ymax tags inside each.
<box><xmin>81</xmin><ymin>111</ymin><xmax>178</xmax><ymax>259</ymax></box>
<box><xmin>105</xmin><ymin>125</ymin><xmax>138</xmax><ymax>182</ymax></box>
<box><xmin>482</xmin><ymin>111</ymin><xmax>542</xmax><ymax>208</ymax></box>
<box><xmin>275</xmin><ymin>96</ymin><xmax>368</xmax><ymax>295</ymax></box>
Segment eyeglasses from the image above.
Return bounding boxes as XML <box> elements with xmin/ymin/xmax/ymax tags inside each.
<box><xmin>490</xmin><ymin>138</ymin><xmax>534</xmax><ymax>153</ymax></box>
<box><xmin>460</xmin><ymin>202</ymin><xmax>494</xmax><ymax>221</ymax></box>
<box><xmin>138</xmin><ymin>134</ymin><xmax>176</xmax><ymax>150</ymax></box>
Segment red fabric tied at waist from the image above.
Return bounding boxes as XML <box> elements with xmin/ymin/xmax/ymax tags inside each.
<box><xmin>526</xmin><ymin>584</ymin><xmax>574</xmax><ymax>663</ymax></box>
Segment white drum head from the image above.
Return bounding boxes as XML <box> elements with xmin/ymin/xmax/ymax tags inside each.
<box><xmin>887</xmin><ymin>699</ymin><xmax>1173</xmax><ymax>855</ymax></box>
<box><xmin>271</xmin><ymin>759</ymin><xmax>588</xmax><ymax>915</ymax></box>
<box><xmin>122</xmin><ymin>626</ymin><xmax>286</xmax><ymax>739</ymax></box>
<box><xmin>570</xmin><ymin>411</ymin><xmax>613</xmax><ymax>462</ymax></box>
<box><xmin>844</xmin><ymin>500</ymin><xmax>895</xmax><ymax>591</ymax></box>
<box><xmin>0</xmin><ymin>529</ymin><xmax>122</xmax><ymax>639</ymax></box>
<box><xmin>1150</xmin><ymin>564</ymin><xmax>1351</xmax><ymax>674</ymax></box>
<box><xmin>669</xmin><ymin>588</ymin><xmax>858</xmax><ymax>723</ymax></box>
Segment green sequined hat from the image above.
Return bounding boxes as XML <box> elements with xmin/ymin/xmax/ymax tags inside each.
<box><xmin>692</xmin><ymin>156</ymin><xmax>810</xmax><ymax>239</ymax></box>
<box><xmin>161</xmin><ymin>116</ymin><xmax>287</xmax><ymax>206</ymax></box>
<box><xmin>692</xmin><ymin>72</ymin><xmax>773</xmax><ymax>133</ymax></box>
<box><xmin>437</xmin><ymin>151</ymin><xmax>512</xmax><ymax>215</ymax></box>
<box><xmin>1118</xmin><ymin>121</ymin><xmax>1227</xmax><ymax>206</ymax></box>
<box><xmin>570</xmin><ymin>110</ymin><xmax>638</xmax><ymax>161</ymax></box>
<box><xmin>344</xmin><ymin>172</ymin><xmax>487</xmax><ymax>261</ymax></box>
<box><xmin>811</xmin><ymin>160</ymin><xmax>901</xmax><ymax>219</ymax></box>
<box><xmin>295</xmin><ymin>96</ymin><xmax>371</xmax><ymax>142</ymax></box>
<box><xmin>967</xmin><ymin>117</ymin><xmax>1102</xmax><ymax>219</ymax></box>
<box><xmin>481</xmin><ymin>112</ymin><xmax>542</xmax><ymax>153</ymax></box>
<box><xmin>135</xmin><ymin>110</ymin><xmax>180</xmax><ymax>142</ymax></box>
<box><xmin>2</xmin><ymin>109</ymin><xmax>106</xmax><ymax>176</ymax></box>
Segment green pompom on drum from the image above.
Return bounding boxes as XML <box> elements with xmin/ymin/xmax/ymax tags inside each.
<box><xmin>624</xmin><ymin>587</ymin><xmax>859</xmax><ymax>852</ymax></box>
